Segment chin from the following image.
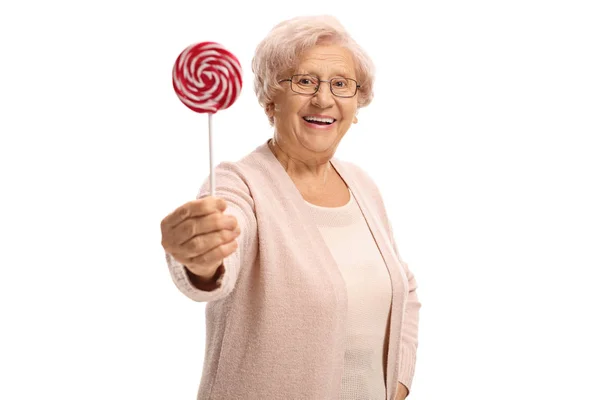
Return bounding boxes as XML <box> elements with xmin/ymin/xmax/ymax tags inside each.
<box><xmin>298</xmin><ymin>132</ymin><xmax>339</xmax><ymax>153</ymax></box>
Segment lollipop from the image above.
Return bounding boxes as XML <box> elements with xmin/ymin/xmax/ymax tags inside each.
<box><xmin>172</xmin><ymin>41</ymin><xmax>243</xmax><ymax>195</ymax></box>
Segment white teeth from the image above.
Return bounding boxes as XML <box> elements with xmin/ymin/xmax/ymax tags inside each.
<box><xmin>303</xmin><ymin>116</ymin><xmax>334</xmax><ymax>124</ymax></box>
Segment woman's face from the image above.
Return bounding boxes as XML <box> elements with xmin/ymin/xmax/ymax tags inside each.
<box><xmin>268</xmin><ymin>44</ymin><xmax>359</xmax><ymax>163</ymax></box>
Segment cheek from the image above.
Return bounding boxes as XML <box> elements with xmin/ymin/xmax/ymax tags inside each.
<box><xmin>340</xmin><ymin>97</ymin><xmax>358</xmax><ymax>113</ymax></box>
<box><xmin>342</xmin><ymin>104</ymin><xmax>358</xmax><ymax>121</ymax></box>
<box><xmin>287</xmin><ymin>100</ymin><xmax>300</xmax><ymax>114</ymax></box>
<box><xmin>285</xmin><ymin>98</ymin><xmax>311</xmax><ymax>120</ymax></box>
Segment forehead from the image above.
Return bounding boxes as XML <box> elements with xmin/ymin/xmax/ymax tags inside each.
<box><xmin>294</xmin><ymin>45</ymin><xmax>356</xmax><ymax>77</ymax></box>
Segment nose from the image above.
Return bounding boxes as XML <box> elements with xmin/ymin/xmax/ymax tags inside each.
<box><xmin>310</xmin><ymin>82</ymin><xmax>335</xmax><ymax>108</ymax></box>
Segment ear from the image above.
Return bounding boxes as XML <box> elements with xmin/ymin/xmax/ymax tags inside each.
<box><xmin>266</xmin><ymin>103</ymin><xmax>275</xmax><ymax>119</ymax></box>
<box><xmin>353</xmin><ymin>115</ymin><xmax>358</xmax><ymax>124</ymax></box>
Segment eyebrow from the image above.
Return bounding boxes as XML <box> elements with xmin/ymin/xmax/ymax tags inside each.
<box><xmin>296</xmin><ymin>71</ymin><xmax>355</xmax><ymax>79</ymax></box>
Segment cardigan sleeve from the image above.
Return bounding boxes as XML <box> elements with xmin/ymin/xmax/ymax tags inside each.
<box><xmin>165</xmin><ymin>162</ymin><xmax>257</xmax><ymax>303</ymax></box>
<box><xmin>351</xmin><ymin>162</ymin><xmax>421</xmax><ymax>393</ymax></box>
<box><xmin>389</xmin><ymin>224</ymin><xmax>421</xmax><ymax>394</ymax></box>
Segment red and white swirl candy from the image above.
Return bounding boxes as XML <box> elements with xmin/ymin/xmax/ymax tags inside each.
<box><xmin>172</xmin><ymin>42</ymin><xmax>243</xmax><ymax>114</ymax></box>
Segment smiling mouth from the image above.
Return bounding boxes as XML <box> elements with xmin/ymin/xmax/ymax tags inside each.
<box><xmin>303</xmin><ymin>116</ymin><xmax>336</xmax><ymax>125</ymax></box>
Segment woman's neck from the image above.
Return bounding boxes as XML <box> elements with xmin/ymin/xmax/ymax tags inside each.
<box><xmin>268</xmin><ymin>138</ymin><xmax>334</xmax><ymax>187</ymax></box>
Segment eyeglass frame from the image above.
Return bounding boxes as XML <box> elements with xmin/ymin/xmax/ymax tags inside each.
<box><xmin>278</xmin><ymin>74</ymin><xmax>361</xmax><ymax>98</ymax></box>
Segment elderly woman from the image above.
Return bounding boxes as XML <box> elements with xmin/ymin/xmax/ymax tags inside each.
<box><xmin>160</xmin><ymin>15</ymin><xmax>421</xmax><ymax>400</ymax></box>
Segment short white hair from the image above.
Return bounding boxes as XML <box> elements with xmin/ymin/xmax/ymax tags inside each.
<box><xmin>252</xmin><ymin>15</ymin><xmax>375</xmax><ymax>125</ymax></box>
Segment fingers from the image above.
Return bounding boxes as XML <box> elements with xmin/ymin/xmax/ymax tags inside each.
<box><xmin>178</xmin><ymin>236</ymin><xmax>240</xmax><ymax>271</ymax></box>
<box><xmin>178</xmin><ymin>225</ymin><xmax>241</xmax><ymax>258</ymax></box>
<box><xmin>192</xmin><ymin>239</ymin><xmax>239</xmax><ymax>267</ymax></box>
<box><xmin>160</xmin><ymin>196</ymin><xmax>240</xmax><ymax>272</ymax></box>
<box><xmin>171</xmin><ymin>212</ymin><xmax>238</xmax><ymax>246</ymax></box>
<box><xmin>161</xmin><ymin>196</ymin><xmax>227</xmax><ymax>230</ymax></box>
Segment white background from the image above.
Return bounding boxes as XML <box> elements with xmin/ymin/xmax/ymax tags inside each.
<box><xmin>1</xmin><ymin>0</ymin><xmax>599</xmax><ymax>399</ymax></box>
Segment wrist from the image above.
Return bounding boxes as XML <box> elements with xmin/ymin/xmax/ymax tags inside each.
<box><xmin>185</xmin><ymin>264</ymin><xmax>224</xmax><ymax>290</ymax></box>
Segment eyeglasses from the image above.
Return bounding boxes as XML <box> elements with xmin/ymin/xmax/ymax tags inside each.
<box><xmin>278</xmin><ymin>74</ymin><xmax>360</xmax><ymax>98</ymax></box>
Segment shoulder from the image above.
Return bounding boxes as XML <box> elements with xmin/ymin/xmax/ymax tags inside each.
<box><xmin>212</xmin><ymin>142</ymin><xmax>271</xmax><ymax>179</ymax></box>
<box><xmin>196</xmin><ymin>144</ymin><xmax>269</xmax><ymax>201</ymax></box>
<box><xmin>196</xmin><ymin>158</ymin><xmax>255</xmax><ymax>202</ymax></box>
<box><xmin>205</xmin><ymin>146</ymin><xmax>265</xmax><ymax>185</ymax></box>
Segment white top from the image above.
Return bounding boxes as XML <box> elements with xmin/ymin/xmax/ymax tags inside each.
<box><xmin>305</xmin><ymin>188</ymin><xmax>393</xmax><ymax>399</ymax></box>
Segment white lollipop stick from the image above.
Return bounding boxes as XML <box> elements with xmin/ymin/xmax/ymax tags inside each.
<box><xmin>208</xmin><ymin>113</ymin><xmax>215</xmax><ymax>196</ymax></box>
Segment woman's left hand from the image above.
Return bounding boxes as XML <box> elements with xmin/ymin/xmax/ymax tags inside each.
<box><xmin>395</xmin><ymin>382</ymin><xmax>409</xmax><ymax>400</ymax></box>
